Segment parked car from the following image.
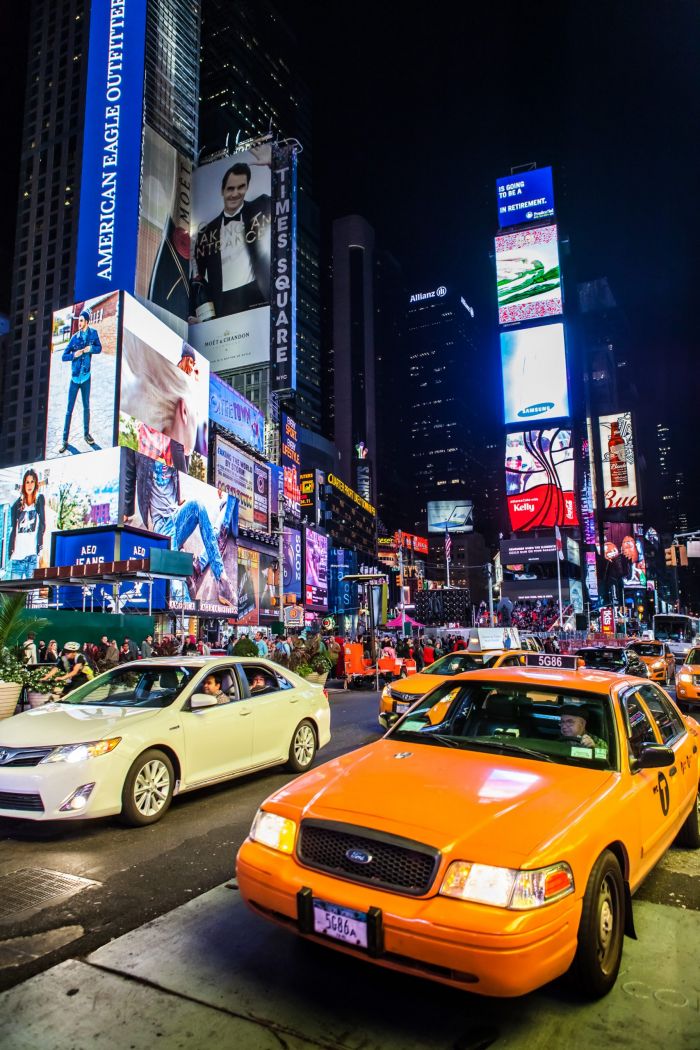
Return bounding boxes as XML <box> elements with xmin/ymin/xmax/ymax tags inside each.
<box><xmin>0</xmin><ymin>658</ymin><xmax>331</xmax><ymax>826</ymax></box>
<box><xmin>238</xmin><ymin>664</ymin><xmax>699</xmax><ymax>999</ymax></box>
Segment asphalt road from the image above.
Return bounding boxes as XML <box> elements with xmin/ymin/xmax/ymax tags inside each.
<box><xmin>0</xmin><ymin>686</ymin><xmax>698</xmax><ymax>997</ymax></box>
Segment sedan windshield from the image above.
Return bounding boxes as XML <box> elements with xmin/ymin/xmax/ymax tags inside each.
<box><xmin>388</xmin><ymin>680</ymin><xmax>617</xmax><ymax>770</ymax></box>
<box><xmin>59</xmin><ymin>665</ymin><xmax>197</xmax><ymax>708</ymax></box>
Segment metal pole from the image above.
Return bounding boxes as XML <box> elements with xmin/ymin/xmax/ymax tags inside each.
<box><xmin>148</xmin><ymin>579</ymin><xmax>153</xmax><ymax>617</ymax></box>
<box><xmin>556</xmin><ymin>551</ymin><xmax>564</xmax><ymax>628</ymax></box>
<box><xmin>487</xmin><ymin>562</ymin><xmax>495</xmax><ymax>626</ymax></box>
<box><xmin>278</xmin><ymin>508</ymin><xmax>285</xmax><ymax>625</ymax></box>
<box><xmin>398</xmin><ymin>536</ymin><xmax>405</xmax><ymax>637</ymax></box>
<box><xmin>367</xmin><ymin>584</ymin><xmax>379</xmax><ymax>692</ymax></box>
<box><xmin>445</xmin><ymin>528</ymin><xmax>451</xmax><ymax>587</ymax></box>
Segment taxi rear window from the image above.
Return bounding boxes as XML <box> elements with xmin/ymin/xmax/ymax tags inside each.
<box><xmin>389</xmin><ymin>681</ymin><xmax>617</xmax><ymax>770</ymax></box>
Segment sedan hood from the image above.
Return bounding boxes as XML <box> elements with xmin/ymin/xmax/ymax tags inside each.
<box><xmin>0</xmin><ymin>704</ymin><xmax>164</xmax><ymax>746</ymax></box>
<box><xmin>272</xmin><ymin>740</ymin><xmax>615</xmax><ymax>867</ymax></box>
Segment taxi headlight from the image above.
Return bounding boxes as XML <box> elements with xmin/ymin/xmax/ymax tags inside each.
<box><xmin>250</xmin><ymin>809</ymin><xmax>297</xmax><ymax>853</ymax></box>
<box><xmin>381</xmin><ymin>685</ymin><xmax>392</xmax><ymax>699</ymax></box>
<box><xmin>41</xmin><ymin>738</ymin><xmax>122</xmax><ymax>763</ymax></box>
<box><xmin>678</xmin><ymin>672</ymin><xmax>693</xmax><ymax>683</ymax></box>
<box><xmin>651</xmin><ymin>660</ymin><xmax>664</xmax><ymax>669</ymax></box>
<box><xmin>440</xmin><ymin>860</ymin><xmax>574</xmax><ymax>909</ymax></box>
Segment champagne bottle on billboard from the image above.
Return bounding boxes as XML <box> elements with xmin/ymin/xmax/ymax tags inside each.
<box><xmin>189</xmin><ymin>274</ymin><xmax>216</xmax><ymax>322</ymax></box>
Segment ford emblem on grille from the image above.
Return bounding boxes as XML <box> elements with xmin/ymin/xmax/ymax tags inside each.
<box><xmin>346</xmin><ymin>848</ymin><xmax>372</xmax><ymax>865</ymax></box>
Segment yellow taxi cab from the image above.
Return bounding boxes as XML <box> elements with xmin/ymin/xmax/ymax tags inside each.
<box><xmin>675</xmin><ymin>646</ymin><xmax>700</xmax><ymax>714</ymax></box>
<box><xmin>237</xmin><ymin>653</ymin><xmax>700</xmax><ymax>1000</ymax></box>
<box><xmin>625</xmin><ymin>640</ymin><xmax>676</xmax><ymax>685</ymax></box>
<box><xmin>379</xmin><ymin>648</ymin><xmax>528</xmax><ymax>729</ymax></box>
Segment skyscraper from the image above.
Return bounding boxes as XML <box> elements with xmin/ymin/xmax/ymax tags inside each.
<box><xmin>198</xmin><ymin>0</ymin><xmax>321</xmax><ymax>432</ymax></box>
<box><xmin>1</xmin><ymin>0</ymin><xmax>200</xmax><ymax>468</ymax></box>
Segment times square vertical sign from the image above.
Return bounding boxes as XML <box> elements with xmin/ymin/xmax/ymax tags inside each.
<box><xmin>270</xmin><ymin>145</ymin><xmax>298</xmax><ymax>393</ymax></box>
<box><xmin>74</xmin><ymin>0</ymin><xmax>147</xmax><ymax>301</ymax></box>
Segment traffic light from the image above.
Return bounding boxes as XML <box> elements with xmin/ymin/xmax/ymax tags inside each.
<box><xmin>679</xmin><ymin>544</ymin><xmax>689</xmax><ymax>567</ymax></box>
<box><xmin>665</xmin><ymin>546</ymin><xmax>677</xmax><ymax>566</ymax></box>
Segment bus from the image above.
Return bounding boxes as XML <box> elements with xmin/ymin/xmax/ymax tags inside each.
<box><xmin>652</xmin><ymin>613</ymin><xmax>700</xmax><ymax>662</ymax></box>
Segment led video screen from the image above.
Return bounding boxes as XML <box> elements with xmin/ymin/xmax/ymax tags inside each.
<box><xmin>305</xmin><ymin>528</ymin><xmax>328</xmax><ymax>609</ymax></box>
<box><xmin>426</xmin><ymin>501</ymin><xmax>474</xmax><ymax>534</ymax></box>
<box><xmin>604</xmin><ymin>523</ymin><xmax>647</xmax><ymax>587</ymax></box>
<box><xmin>495</xmin><ymin>225</ymin><xmax>561</xmax><ymax>325</ymax></box>
<box><xmin>501</xmin><ymin>323</ymin><xmax>569</xmax><ymax>425</ymax></box>
<box><xmin>496</xmin><ymin>167</ymin><xmax>555</xmax><ymax>229</ymax></box>
<box><xmin>505</xmin><ymin>428</ymin><xmax>579</xmax><ymax>531</ymax></box>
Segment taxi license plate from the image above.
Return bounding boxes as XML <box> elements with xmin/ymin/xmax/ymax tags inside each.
<box><xmin>313</xmin><ymin>899</ymin><xmax>368</xmax><ymax>947</ymax></box>
<box><xmin>395</xmin><ymin>701</ymin><xmax>409</xmax><ymax>713</ymax></box>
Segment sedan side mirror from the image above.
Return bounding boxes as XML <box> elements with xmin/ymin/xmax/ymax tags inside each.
<box><xmin>191</xmin><ymin>693</ymin><xmax>218</xmax><ymax>709</ymax></box>
<box><xmin>635</xmin><ymin>743</ymin><xmax>675</xmax><ymax>769</ymax></box>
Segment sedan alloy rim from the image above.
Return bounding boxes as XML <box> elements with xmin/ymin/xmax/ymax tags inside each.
<box><xmin>294</xmin><ymin>725</ymin><xmax>315</xmax><ymax>766</ymax></box>
<box><xmin>134</xmin><ymin>759</ymin><xmax>171</xmax><ymax>816</ymax></box>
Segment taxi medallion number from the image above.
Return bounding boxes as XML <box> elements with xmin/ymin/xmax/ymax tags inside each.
<box><xmin>313</xmin><ymin>899</ymin><xmax>368</xmax><ymax>948</ymax></box>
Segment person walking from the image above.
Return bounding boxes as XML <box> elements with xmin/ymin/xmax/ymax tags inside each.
<box><xmin>140</xmin><ymin>634</ymin><xmax>154</xmax><ymax>658</ymax></box>
<box><xmin>59</xmin><ymin>308</ymin><xmax>102</xmax><ymax>453</ymax></box>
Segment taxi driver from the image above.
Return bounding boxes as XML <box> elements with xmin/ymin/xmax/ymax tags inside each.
<box><xmin>559</xmin><ymin>704</ymin><xmax>605</xmax><ymax>750</ymax></box>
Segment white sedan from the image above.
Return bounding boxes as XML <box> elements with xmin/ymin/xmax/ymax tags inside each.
<box><xmin>0</xmin><ymin>658</ymin><xmax>331</xmax><ymax>826</ymax></box>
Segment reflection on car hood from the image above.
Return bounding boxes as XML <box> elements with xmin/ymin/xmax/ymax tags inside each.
<box><xmin>273</xmin><ymin>740</ymin><xmax>614</xmax><ymax>868</ymax></box>
<box><xmin>0</xmin><ymin>704</ymin><xmax>163</xmax><ymax>747</ymax></box>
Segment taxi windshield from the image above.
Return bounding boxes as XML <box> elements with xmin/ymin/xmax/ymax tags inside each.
<box><xmin>627</xmin><ymin>643</ymin><xmax>662</xmax><ymax>657</ymax></box>
<box><xmin>388</xmin><ymin>680</ymin><xmax>617</xmax><ymax>771</ymax></box>
<box><xmin>686</xmin><ymin>648</ymin><xmax>700</xmax><ymax>666</ymax></box>
<box><xmin>59</xmin><ymin>665</ymin><xmax>197</xmax><ymax>708</ymax></box>
<box><xmin>425</xmin><ymin>652</ymin><xmax>494</xmax><ymax>676</ymax></box>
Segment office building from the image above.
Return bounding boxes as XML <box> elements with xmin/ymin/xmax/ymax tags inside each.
<box><xmin>1</xmin><ymin>0</ymin><xmax>200</xmax><ymax>467</ymax></box>
<box><xmin>198</xmin><ymin>0</ymin><xmax>322</xmax><ymax>432</ymax></box>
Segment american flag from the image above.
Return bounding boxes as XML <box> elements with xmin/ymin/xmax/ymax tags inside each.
<box><xmin>445</xmin><ymin>531</ymin><xmax>452</xmax><ymax>560</ymax></box>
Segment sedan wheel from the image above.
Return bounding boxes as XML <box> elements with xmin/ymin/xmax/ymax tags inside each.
<box><xmin>570</xmin><ymin>850</ymin><xmax>625</xmax><ymax>998</ymax></box>
<box><xmin>120</xmin><ymin>749</ymin><xmax>174</xmax><ymax>827</ymax></box>
<box><xmin>286</xmin><ymin>719</ymin><xmax>317</xmax><ymax>773</ymax></box>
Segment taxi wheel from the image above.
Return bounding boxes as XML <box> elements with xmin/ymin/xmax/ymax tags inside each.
<box><xmin>571</xmin><ymin>850</ymin><xmax>625</xmax><ymax>998</ymax></box>
<box><xmin>675</xmin><ymin>787</ymin><xmax>700</xmax><ymax>848</ymax></box>
<box><xmin>120</xmin><ymin>749</ymin><xmax>174</xmax><ymax>826</ymax></box>
<box><xmin>287</xmin><ymin>719</ymin><xmax>317</xmax><ymax>773</ymax></box>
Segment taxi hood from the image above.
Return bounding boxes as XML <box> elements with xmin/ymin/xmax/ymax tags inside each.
<box><xmin>0</xmin><ymin>703</ymin><xmax>164</xmax><ymax>747</ymax></box>
<box><xmin>271</xmin><ymin>739</ymin><xmax>616</xmax><ymax>868</ymax></box>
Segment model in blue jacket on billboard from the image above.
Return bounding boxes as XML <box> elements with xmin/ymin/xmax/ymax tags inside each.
<box><xmin>59</xmin><ymin>308</ymin><xmax>102</xmax><ymax>452</ymax></box>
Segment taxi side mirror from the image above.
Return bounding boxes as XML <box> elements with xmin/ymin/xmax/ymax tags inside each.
<box><xmin>635</xmin><ymin>744</ymin><xmax>675</xmax><ymax>769</ymax></box>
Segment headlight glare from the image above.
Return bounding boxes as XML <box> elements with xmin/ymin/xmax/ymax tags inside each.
<box><xmin>440</xmin><ymin>860</ymin><xmax>574</xmax><ymax>909</ymax></box>
<box><xmin>250</xmin><ymin>809</ymin><xmax>296</xmax><ymax>853</ymax></box>
<box><xmin>41</xmin><ymin>738</ymin><xmax>121</xmax><ymax>763</ymax></box>
<box><xmin>679</xmin><ymin>673</ymin><xmax>692</xmax><ymax>682</ymax></box>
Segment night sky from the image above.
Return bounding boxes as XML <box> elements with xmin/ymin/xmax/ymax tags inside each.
<box><xmin>1</xmin><ymin>2</ymin><xmax>698</xmax><ymax>519</ymax></box>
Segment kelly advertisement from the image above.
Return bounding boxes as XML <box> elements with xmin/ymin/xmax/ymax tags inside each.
<box><xmin>505</xmin><ymin>429</ymin><xmax>579</xmax><ymax>531</ymax></box>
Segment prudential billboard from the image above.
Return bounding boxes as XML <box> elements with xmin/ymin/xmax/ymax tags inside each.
<box><xmin>74</xmin><ymin>0</ymin><xmax>148</xmax><ymax>302</ymax></box>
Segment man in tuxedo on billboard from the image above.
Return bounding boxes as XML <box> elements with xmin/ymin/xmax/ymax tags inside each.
<box><xmin>193</xmin><ymin>144</ymin><xmax>272</xmax><ymax>318</ymax></box>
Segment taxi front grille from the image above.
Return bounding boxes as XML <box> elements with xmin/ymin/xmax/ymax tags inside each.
<box><xmin>298</xmin><ymin>819</ymin><xmax>439</xmax><ymax>896</ymax></box>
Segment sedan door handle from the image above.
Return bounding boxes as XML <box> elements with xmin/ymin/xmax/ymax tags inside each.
<box><xmin>238</xmin><ymin>706</ymin><xmax>252</xmax><ymax>717</ymax></box>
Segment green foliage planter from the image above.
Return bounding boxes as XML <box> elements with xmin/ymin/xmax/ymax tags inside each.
<box><xmin>232</xmin><ymin>636</ymin><xmax>259</xmax><ymax>657</ymax></box>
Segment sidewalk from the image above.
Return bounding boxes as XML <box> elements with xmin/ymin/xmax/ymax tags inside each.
<box><xmin>0</xmin><ymin>882</ymin><xmax>698</xmax><ymax>1049</ymax></box>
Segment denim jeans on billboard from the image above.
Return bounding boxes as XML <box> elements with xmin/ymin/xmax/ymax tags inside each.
<box><xmin>63</xmin><ymin>377</ymin><xmax>91</xmax><ymax>442</ymax></box>
<box><xmin>10</xmin><ymin>555</ymin><xmax>38</xmax><ymax>580</ymax></box>
<box><xmin>196</xmin><ymin>495</ymin><xmax>238</xmax><ymax>576</ymax></box>
<box><xmin>153</xmin><ymin>501</ymin><xmax>224</xmax><ymax>581</ymax></box>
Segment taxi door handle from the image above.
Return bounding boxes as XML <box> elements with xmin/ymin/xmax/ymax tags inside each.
<box><xmin>669</xmin><ymin>766</ymin><xmax>677</xmax><ymax>777</ymax></box>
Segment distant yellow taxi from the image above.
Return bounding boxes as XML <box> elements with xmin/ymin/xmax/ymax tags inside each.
<box><xmin>626</xmin><ymin>640</ymin><xmax>676</xmax><ymax>684</ymax></box>
<box><xmin>237</xmin><ymin>653</ymin><xmax>700</xmax><ymax>999</ymax></box>
<box><xmin>675</xmin><ymin>646</ymin><xmax>700</xmax><ymax>714</ymax></box>
<box><xmin>379</xmin><ymin>649</ymin><xmax>528</xmax><ymax>729</ymax></box>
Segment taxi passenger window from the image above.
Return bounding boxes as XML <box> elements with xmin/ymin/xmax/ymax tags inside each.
<box><xmin>637</xmin><ymin>685</ymin><xmax>684</xmax><ymax>744</ymax></box>
<box><xmin>620</xmin><ymin>691</ymin><xmax>658</xmax><ymax>760</ymax></box>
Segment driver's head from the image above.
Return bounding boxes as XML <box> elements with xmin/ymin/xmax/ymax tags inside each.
<box><xmin>560</xmin><ymin>704</ymin><xmax>589</xmax><ymax>738</ymax></box>
<box><xmin>202</xmin><ymin>674</ymin><xmax>222</xmax><ymax>695</ymax></box>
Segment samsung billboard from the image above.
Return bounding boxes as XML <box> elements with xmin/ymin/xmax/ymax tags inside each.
<box><xmin>496</xmin><ymin>167</ymin><xmax>555</xmax><ymax>229</ymax></box>
<box><xmin>75</xmin><ymin>0</ymin><xmax>148</xmax><ymax>301</ymax></box>
<box><xmin>501</xmin><ymin>323</ymin><xmax>569</xmax><ymax>425</ymax></box>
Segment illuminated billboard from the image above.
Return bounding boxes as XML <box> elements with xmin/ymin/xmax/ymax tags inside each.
<box><xmin>505</xmin><ymin>429</ymin><xmax>579</xmax><ymax>531</ymax></box>
<box><xmin>495</xmin><ymin>225</ymin><xmax>561</xmax><ymax>325</ymax></box>
<box><xmin>135</xmin><ymin>125</ymin><xmax>192</xmax><ymax>324</ymax></box>
<box><xmin>281</xmin><ymin>413</ymin><xmax>300</xmax><ymax>517</ymax></box>
<box><xmin>75</xmin><ymin>0</ymin><xmax>147</xmax><ymax>300</ymax></box>
<box><xmin>45</xmin><ymin>293</ymin><xmax>120</xmax><ymax>457</ymax></box>
<box><xmin>426</xmin><ymin>502</ymin><xmax>474</xmax><ymax>534</ymax></box>
<box><xmin>496</xmin><ymin>167</ymin><xmax>555</xmax><ymax>229</ymax></box>
<box><xmin>258</xmin><ymin>550</ymin><xmax>280</xmax><ymax>621</ymax></box>
<box><xmin>283</xmin><ymin>526</ymin><xmax>302</xmax><ymax>602</ymax></box>
<box><xmin>214</xmin><ymin>436</ymin><xmax>255</xmax><ymax>529</ymax></box>
<box><xmin>53</xmin><ymin>527</ymin><xmax>169</xmax><ymax>611</ymax></box>
<box><xmin>188</xmin><ymin>143</ymin><xmax>297</xmax><ymax>390</ymax></box>
<box><xmin>0</xmin><ymin>449</ymin><xmax>121</xmax><ymax>581</ymax></box>
<box><xmin>209</xmin><ymin>373</ymin><xmax>264</xmax><ymax>454</ymax></box>
<box><xmin>305</xmin><ymin>528</ymin><xmax>328</xmax><ymax>609</ymax></box>
<box><xmin>118</xmin><ymin>294</ymin><xmax>210</xmax><ymax>478</ymax></box>
<box><xmin>122</xmin><ymin>449</ymin><xmax>238</xmax><ymax>615</ymax></box>
<box><xmin>604</xmin><ymin>523</ymin><xmax>647</xmax><ymax>586</ymax></box>
<box><xmin>599</xmin><ymin>412</ymin><xmax>639</xmax><ymax>509</ymax></box>
<box><xmin>501</xmin><ymin>323</ymin><xmax>569</xmax><ymax>424</ymax></box>
<box><xmin>237</xmin><ymin>546</ymin><xmax>259</xmax><ymax>625</ymax></box>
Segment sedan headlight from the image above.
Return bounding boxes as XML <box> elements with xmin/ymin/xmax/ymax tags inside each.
<box><xmin>381</xmin><ymin>685</ymin><xmax>392</xmax><ymax>699</ymax></box>
<box><xmin>440</xmin><ymin>860</ymin><xmax>574</xmax><ymax>910</ymax></box>
<box><xmin>41</xmin><ymin>738</ymin><xmax>122</xmax><ymax>764</ymax></box>
<box><xmin>250</xmin><ymin>809</ymin><xmax>297</xmax><ymax>853</ymax></box>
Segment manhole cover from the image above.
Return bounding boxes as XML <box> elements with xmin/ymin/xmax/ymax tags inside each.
<box><xmin>0</xmin><ymin>868</ymin><xmax>98</xmax><ymax>920</ymax></box>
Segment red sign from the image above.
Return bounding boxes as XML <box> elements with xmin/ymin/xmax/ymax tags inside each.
<box><xmin>600</xmin><ymin>607</ymin><xmax>615</xmax><ymax>634</ymax></box>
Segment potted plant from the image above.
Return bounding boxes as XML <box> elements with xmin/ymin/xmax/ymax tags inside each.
<box><xmin>25</xmin><ymin>666</ymin><xmax>57</xmax><ymax>709</ymax></box>
<box><xmin>0</xmin><ymin>593</ymin><xmax>49</xmax><ymax>719</ymax></box>
<box><xmin>232</xmin><ymin>635</ymin><xmax>259</xmax><ymax>657</ymax></box>
<box><xmin>306</xmin><ymin>652</ymin><xmax>332</xmax><ymax>686</ymax></box>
